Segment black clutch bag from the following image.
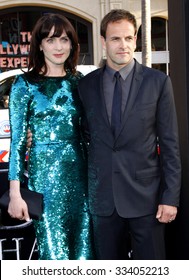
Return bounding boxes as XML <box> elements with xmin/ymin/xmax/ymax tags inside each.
<box><xmin>0</xmin><ymin>188</ymin><xmax>43</xmax><ymax>220</ymax></box>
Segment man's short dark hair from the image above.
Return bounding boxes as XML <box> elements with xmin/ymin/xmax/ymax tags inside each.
<box><xmin>100</xmin><ymin>9</ymin><xmax>137</xmax><ymax>39</ymax></box>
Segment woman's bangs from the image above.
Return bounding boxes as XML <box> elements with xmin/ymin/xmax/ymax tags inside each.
<box><xmin>50</xmin><ymin>23</ymin><xmax>65</xmax><ymax>38</ymax></box>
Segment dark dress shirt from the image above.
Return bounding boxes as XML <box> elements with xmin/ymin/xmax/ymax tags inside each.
<box><xmin>103</xmin><ymin>59</ymin><xmax>135</xmax><ymax>123</ymax></box>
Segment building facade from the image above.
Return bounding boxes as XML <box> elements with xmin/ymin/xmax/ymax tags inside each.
<box><xmin>0</xmin><ymin>0</ymin><xmax>169</xmax><ymax>72</ymax></box>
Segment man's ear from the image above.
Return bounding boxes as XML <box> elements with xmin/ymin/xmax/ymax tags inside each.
<box><xmin>100</xmin><ymin>36</ymin><xmax>106</xmax><ymax>51</ymax></box>
<box><xmin>134</xmin><ymin>35</ymin><xmax>137</xmax><ymax>50</ymax></box>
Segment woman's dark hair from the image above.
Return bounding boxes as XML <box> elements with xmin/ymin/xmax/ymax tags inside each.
<box><xmin>100</xmin><ymin>9</ymin><xmax>137</xmax><ymax>39</ymax></box>
<box><xmin>28</xmin><ymin>13</ymin><xmax>79</xmax><ymax>75</ymax></box>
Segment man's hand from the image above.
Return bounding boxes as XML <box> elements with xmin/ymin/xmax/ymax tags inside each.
<box><xmin>27</xmin><ymin>129</ymin><xmax>32</xmax><ymax>148</ymax></box>
<box><xmin>156</xmin><ymin>204</ymin><xmax>177</xmax><ymax>223</ymax></box>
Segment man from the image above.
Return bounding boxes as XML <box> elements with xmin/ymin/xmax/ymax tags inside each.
<box><xmin>78</xmin><ymin>9</ymin><xmax>181</xmax><ymax>259</ymax></box>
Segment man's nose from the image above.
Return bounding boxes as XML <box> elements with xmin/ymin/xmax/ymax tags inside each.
<box><xmin>120</xmin><ymin>38</ymin><xmax>127</xmax><ymax>48</ymax></box>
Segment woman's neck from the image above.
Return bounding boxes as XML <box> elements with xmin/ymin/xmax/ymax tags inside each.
<box><xmin>41</xmin><ymin>64</ymin><xmax>66</xmax><ymax>77</ymax></box>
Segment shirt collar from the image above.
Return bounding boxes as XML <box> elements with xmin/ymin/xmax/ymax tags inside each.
<box><xmin>105</xmin><ymin>59</ymin><xmax>135</xmax><ymax>81</ymax></box>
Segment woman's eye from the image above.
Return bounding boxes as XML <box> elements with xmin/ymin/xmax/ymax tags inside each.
<box><xmin>46</xmin><ymin>38</ymin><xmax>53</xmax><ymax>43</ymax></box>
<box><xmin>61</xmin><ymin>37</ymin><xmax>69</xmax><ymax>42</ymax></box>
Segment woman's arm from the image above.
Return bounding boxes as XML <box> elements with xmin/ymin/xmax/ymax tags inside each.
<box><xmin>8</xmin><ymin>74</ymin><xmax>31</xmax><ymax>221</ymax></box>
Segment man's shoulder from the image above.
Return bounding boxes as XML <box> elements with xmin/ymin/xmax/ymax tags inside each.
<box><xmin>136</xmin><ymin>60</ymin><xmax>167</xmax><ymax>79</ymax></box>
<box><xmin>79</xmin><ymin>67</ymin><xmax>102</xmax><ymax>84</ymax></box>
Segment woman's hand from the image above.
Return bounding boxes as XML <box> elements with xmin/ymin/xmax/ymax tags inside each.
<box><xmin>8</xmin><ymin>196</ymin><xmax>30</xmax><ymax>221</ymax></box>
<box><xmin>8</xmin><ymin>180</ymin><xmax>30</xmax><ymax>221</ymax></box>
<box><xmin>27</xmin><ymin>129</ymin><xmax>33</xmax><ymax>148</ymax></box>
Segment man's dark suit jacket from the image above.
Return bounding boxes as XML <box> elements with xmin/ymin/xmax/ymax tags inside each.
<box><xmin>78</xmin><ymin>60</ymin><xmax>181</xmax><ymax>218</ymax></box>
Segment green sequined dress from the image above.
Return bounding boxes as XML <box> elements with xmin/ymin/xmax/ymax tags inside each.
<box><xmin>8</xmin><ymin>71</ymin><xmax>94</xmax><ymax>260</ymax></box>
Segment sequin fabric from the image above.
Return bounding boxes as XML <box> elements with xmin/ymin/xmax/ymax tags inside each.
<box><xmin>8</xmin><ymin>72</ymin><xmax>94</xmax><ymax>260</ymax></box>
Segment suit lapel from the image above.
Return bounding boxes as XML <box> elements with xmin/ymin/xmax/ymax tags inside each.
<box><xmin>97</xmin><ymin>67</ymin><xmax>111</xmax><ymax>129</ymax></box>
<box><xmin>93</xmin><ymin>68</ymin><xmax>115</xmax><ymax>146</ymax></box>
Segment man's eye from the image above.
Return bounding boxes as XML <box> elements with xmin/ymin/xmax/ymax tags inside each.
<box><xmin>126</xmin><ymin>37</ymin><xmax>134</xmax><ymax>41</ymax></box>
<box><xmin>111</xmin><ymin>38</ymin><xmax>119</xmax><ymax>41</ymax></box>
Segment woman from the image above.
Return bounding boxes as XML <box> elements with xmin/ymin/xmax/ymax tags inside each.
<box><xmin>8</xmin><ymin>13</ymin><xmax>94</xmax><ymax>260</ymax></box>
